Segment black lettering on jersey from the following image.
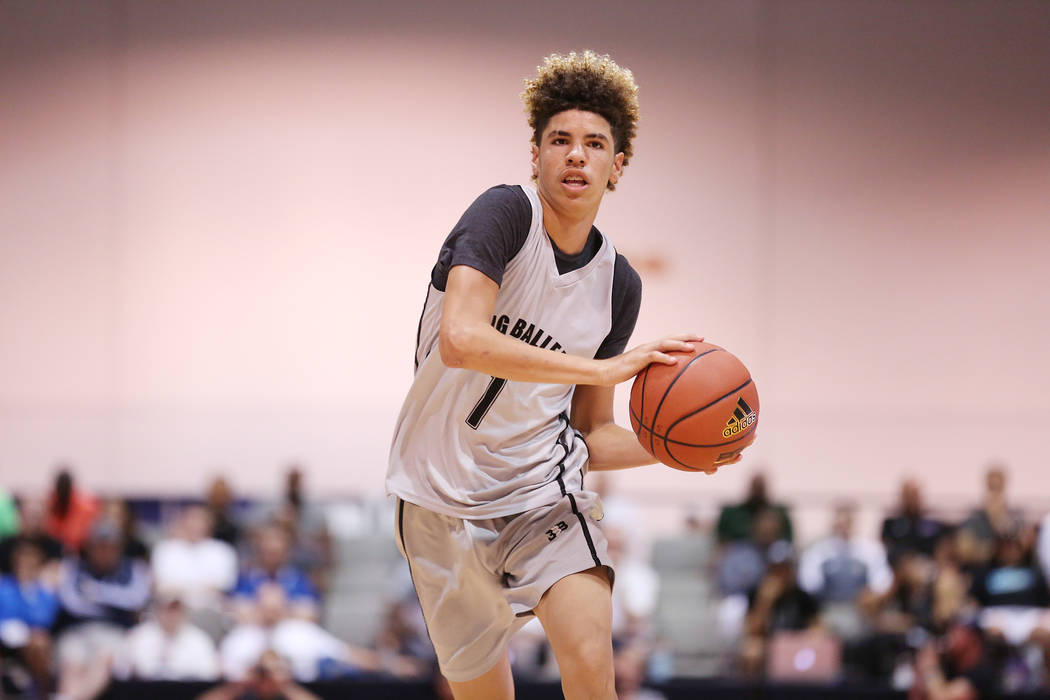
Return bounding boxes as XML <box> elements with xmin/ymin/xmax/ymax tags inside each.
<box><xmin>529</xmin><ymin>328</ymin><xmax>546</xmax><ymax>347</ymax></box>
<box><xmin>520</xmin><ymin>323</ymin><xmax>535</xmax><ymax>344</ymax></box>
<box><xmin>493</xmin><ymin>314</ymin><xmax>510</xmax><ymax>333</ymax></box>
<box><xmin>549</xmin><ymin>342</ymin><xmax>562</xmax><ymax>353</ymax></box>
<box><xmin>510</xmin><ymin>318</ymin><xmax>527</xmax><ymax>339</ymax></box>
<box><xmin>539</xmin><ymin>335</ymin><xmax>554</xmax><ymax>349</ymax></box>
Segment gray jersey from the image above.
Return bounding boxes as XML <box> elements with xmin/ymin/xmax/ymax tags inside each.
<box><xmin>387</xmin><ymin>185</ymin><xmax>623</xmax><ymax>519</ymax></box>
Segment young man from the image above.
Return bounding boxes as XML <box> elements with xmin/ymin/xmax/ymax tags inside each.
<box><xmin>386</xmin><ymin>51</ymin><xmax>737</xmax><ymax>700</ymax></box>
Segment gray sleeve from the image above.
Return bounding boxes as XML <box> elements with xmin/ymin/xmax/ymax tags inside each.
<box><xmin>430</xmin><ymin>185</ymin><xmax>532</xmax><ymax>291</ymax></box>
<box><xmin>595</xmin><ymin>254</ymin><xmax>642</xmax><ymax>359</ymax></box>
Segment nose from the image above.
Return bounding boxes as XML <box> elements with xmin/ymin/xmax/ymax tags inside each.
<box><xmin>566</xmin><ymin>141</ymin><xmax>585</xmax><ymax>165</ymax></box>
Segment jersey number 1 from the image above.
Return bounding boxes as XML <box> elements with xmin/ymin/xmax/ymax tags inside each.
<box><xmin>466</xmin><ymin>376</ymin><xmax>507</xmax><ymax>429</ymax></box>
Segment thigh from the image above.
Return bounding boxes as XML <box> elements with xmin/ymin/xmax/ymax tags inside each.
<box><xmin>496</xmin><ymin>490</ymin><xmax>613</xmax><ymax>616</ymax></box>
<box><xmin>394</xmin><ymin>498</ymin><xmax>518</xmax><ymax>683</ymax></box>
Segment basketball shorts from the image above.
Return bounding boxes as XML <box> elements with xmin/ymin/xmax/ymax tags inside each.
<box><xmin>394</xmin><ymin>491</ymin><xmax>613</xmax><ymax>682</ymax></box>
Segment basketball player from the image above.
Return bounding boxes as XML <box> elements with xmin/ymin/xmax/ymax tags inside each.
<box><xmin>387</xmin><ymin>51</ymin><xmax>738</xmax><ymax>700</ymax></box>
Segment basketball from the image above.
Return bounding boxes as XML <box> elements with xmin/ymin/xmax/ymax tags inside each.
<box><xmin>629</xmin><ymin>341</ymin><xmax>759</xmax><ymax>472</ymax></box>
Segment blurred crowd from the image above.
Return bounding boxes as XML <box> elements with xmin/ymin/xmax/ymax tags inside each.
<box><xmin>2</xmin><ymin>462</ymin><xmax>1049</xmax><ymax>699</ymax></box>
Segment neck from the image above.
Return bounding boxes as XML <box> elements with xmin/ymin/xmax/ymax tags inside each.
<box><xmin>537</xmin><ymin>190</ymin><xmax>599</xmax><ymax>255</ymax></box>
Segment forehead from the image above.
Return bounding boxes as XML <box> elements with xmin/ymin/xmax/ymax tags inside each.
<box><xmin>543</xmin><ymin>109</ymin><xmax>613</xmax><ymax>137</ymax></box>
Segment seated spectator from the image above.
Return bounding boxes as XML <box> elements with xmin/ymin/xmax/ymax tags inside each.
<box><xmin>220</xmin><ymin>583</ymin><xmax>380</xmax><ymax>683</ymax></box>
<box><xmin>197</xmin><ymin>649</ymin><xmax>322</xmax><ymax>700</ymax></box>
<box><xmin>268</xmin><ymin>467</ymin><xmax>332</xmax><ymax>595</ymax></box>
<box><xmin>972</xmin><ymin>534</ymin><xmax>1050</xmax><ymax>649</ymax></box>
<box><xmin>716</xmin><ymin>472</ymin><xmax>793</xmax><ymax>544</ymax></box>
<box><xmin>0</xmin><ymin>488</ymin><xmax>18</xmax><ymax>538</ymax></box>
<box><xmin>115</xmin><ymin>590</ymin><xmax>220</xmax><ymax>681</ymax></box>
<box><xmin>53</xmin><ymin>517</ymin><xmax>151</xmax><ymax>700</ymax></box>
<box><xmin>798</xmin><ymin>502</ymin><xmax>893</xmax><ymax>640</ymax></box>
<box><xmin>375</xmin><ymin>561</ymin><xmax>434</xmax><ymax>674</ymax></box>
<box><xmin>206</xmin><ymin>476</ymin><xmax>243</xmax><ymax>549</ymax></box>
<box><xmin>881</xmin><ymin>479</ymin><xmax>946</xmax><ymax>564</ymax></box>
<box><xmin>739</xmin><ymin>546</ymin><xmax>819</xmax><ymax>676</ymax></box>
<box><xmin>102</xmin><ymin>498</ymin><xmax>150</xmax><ymax>563</ymax></box>
<box><xmin>45</xmin><ymin>468</ymin><xmax>100</xmax><ymax>554</ymax></box>
<box><xmin>606</xmin><ymin>522</ymin><xmax>659</xmax><ymax>648</ymax></box>
<box><xmin>614</xmin><ymin>643</ymin><xmax>668</xmax><ymax>700</ymax></box>
<box><xmin>0</xmin><ymin>538</ymin><xmax>60</xmax><ymax>696</ymax></box>
<box><xmin>153</xmin><ymin>504</ymin><xmax>238</xmax><ymax>637</ymax></box>
<box><xmin>718</xmin><ymin>506</ymin><xmax>789</xmax><ymax>597</ymax></box>
<box><xmin>233</xmin><ymin>523</ymin><xmax>319</xmax><ymax>622</ymax></box>
<box><xmin>912</xmin><ymin>623</ymin><xmax>1001</xmax><ymax>700</ymax></box>
<box><xmin>0</xmin><ymin>496</ymin><xmax>62</xmax><ymax>576</ymax></box>
<box><xmin>957</xmin><ymin>464</ymin><xmax>1025</xmax><ymax>568</ymax></box>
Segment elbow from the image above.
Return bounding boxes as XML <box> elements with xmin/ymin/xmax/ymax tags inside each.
<box><xmin>439</xmin><ymin>320</ymin><xmax>474</xmax><ymax>369</ymax></box>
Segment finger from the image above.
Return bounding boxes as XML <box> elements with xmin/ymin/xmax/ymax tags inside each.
<box><xmin>666</xmin><ymin>333</ymin><xmax>704</xmax><ymax>343</ymax></box>
<box><xmin>650</xmin><ymin>352</ymin><xmax>678</xmax><ymax>365</ymax></box>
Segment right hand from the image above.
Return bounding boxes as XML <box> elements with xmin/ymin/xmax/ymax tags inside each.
<box><xmin>597</xmin><ymin>334</ymin><xmax>703</xmax><ymax>386</ymax></box>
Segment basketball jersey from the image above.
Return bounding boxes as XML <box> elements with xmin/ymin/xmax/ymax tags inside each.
<box><xmin>386</xmin><ymin>185</ymin><xmax>618</xmax><ymax>519</ymax></box>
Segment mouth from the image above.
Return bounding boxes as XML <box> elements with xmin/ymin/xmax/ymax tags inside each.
<box><xmin>561</xmin><ymin>172</ymin><xmax>589</xmax><ymax>190</ymax></box>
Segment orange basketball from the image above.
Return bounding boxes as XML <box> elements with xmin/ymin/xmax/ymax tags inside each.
<box><xmin>629</xmin><ymin>341</ymin><xmax>759</xmax><ymax>472</ymax></box>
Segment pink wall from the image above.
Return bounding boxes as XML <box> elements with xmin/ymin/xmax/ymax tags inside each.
<box><xmin>1</xmin><ymin>1</ymin><xmax>1048</xmax><ymax>517</ymax></box>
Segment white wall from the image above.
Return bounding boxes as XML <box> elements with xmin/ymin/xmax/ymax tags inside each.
<box><xmin>1</xmin><ymin>1</ymin><xmax>1048</xmax><ymax>524</ymax></box>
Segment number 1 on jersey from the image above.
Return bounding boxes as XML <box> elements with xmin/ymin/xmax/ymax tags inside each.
<box><xmin>466</xmin><ymin>376</ymin><xmax>507</xmax><ymax>429</ymax></box>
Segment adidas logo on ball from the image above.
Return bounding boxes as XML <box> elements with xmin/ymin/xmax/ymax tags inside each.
<box><xmin>722</xmin><ymin>397</ymin><xmax>756</xmax><ymax>438</ymax></box>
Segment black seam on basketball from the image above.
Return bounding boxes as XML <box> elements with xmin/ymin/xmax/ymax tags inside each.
<box><xmin>567</xmin><ymin>493</ymin><xmax>601</xmax><ymax>568</ymax></box>
<box><xmin>634</xmin><ymin>365</ymin><xmax>648</xmax><ymax>439</ymax></box>
<box><xmin>663</xmin><ymin>378</ymin><xmax>752</xmax><ymax>439</ymax></box>
<box><xmin>629</xmin><ymin>389</ymin><xmax>757</xmax><ymax>446</ymax></box>
<box><xmin>663</xmin><ymin>429</ymin><xmax>757</xmax><ymax>470</ymax></box>
<box><xmin>647</xmin><ymin>348</ymin><xmax>724</xmax><ymax>457</ymax></box>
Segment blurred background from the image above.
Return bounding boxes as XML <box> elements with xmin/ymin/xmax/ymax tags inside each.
<box><xmin>1</xmin><ymin>0</ymin><xmax>1048</xmax><ymax>698</ymax></box>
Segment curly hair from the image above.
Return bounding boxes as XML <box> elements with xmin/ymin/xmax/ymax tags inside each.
<box><xmin>522</xmin><ymin>51</ymin><xmax>640</xmax><ymax>190</ymax></box>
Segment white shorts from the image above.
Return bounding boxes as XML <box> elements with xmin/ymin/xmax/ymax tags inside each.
<box><xmin>394</xmin><ymin>491</ymin><xmax>612</xmax><ymax>682</ymax></box>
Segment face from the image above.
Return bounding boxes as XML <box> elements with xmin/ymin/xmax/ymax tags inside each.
<box><xmin>531</xmin><ymin>109</ymin><xmax>624</xmax><ymax>213</ymax></box>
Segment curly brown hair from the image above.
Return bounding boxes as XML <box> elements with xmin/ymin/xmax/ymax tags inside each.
<box><xmin>522</xmin><ymin>51</ymin><xmax>640</xmax><ymax>190</ymax></box>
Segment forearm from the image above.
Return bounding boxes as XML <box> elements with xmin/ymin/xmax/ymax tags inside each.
<box><xmin>442</xmin><ymin>320</ymin><xmax>607</xmax><ymax>385</ymax></box>
<box><xmin>582</xmin><ymin>422</ymin><xmax>657</xmax><ymax>471</ymax></box>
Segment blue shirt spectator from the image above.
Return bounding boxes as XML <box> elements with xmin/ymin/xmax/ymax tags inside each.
<box><xmin>0</xmin><ymin>574</ymin><xmax>59</xmax><ymax>630</ymax></box>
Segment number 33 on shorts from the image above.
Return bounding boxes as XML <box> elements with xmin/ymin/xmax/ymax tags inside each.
<box><xmin>545</xmin><ymin>520</ymin><xmax>569</xmax><ymax>541</ymax></box>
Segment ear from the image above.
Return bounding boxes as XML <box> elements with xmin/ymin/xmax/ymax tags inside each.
<box><xmin>530</xmin><ymin>143</ymin><xmax>539</xmax><ymax>178</ymax></box>
<box><xmin>608</xmin><ymin>151</ymin><xmax>625</xmax><ymax>185</ymax></box>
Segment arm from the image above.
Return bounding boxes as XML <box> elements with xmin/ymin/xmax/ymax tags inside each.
<box><xmin>571</xmin><ymin>385</ymin><xmax>656</xmax><ymax>470</ymax></box>
<box><xmin>440</xmin><ymin>265</ymin><xmax>695</xmax><ymax>386</ymax></box>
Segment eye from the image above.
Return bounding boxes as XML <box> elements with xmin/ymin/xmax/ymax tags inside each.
<box><xmin>552</xmin><ymin>137</ymin><xmax>568</xmax><ymax>145</ymax></box>
<box><xmin>589</xmin><ymin>141</ymin><xmax>604</xmax><ymax>149</ymax></box>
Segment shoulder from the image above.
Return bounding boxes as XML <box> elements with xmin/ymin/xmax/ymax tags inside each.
<box><xmin>612</xmin><ymin>252</ymin><xmax>642</xmax><ymax>293</ymax></box>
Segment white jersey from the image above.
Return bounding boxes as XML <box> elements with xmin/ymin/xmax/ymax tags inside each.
<box><xmin>387</xmin><ymin>185</ymin><xmax>618</xmax><ymax>519</ymax></box>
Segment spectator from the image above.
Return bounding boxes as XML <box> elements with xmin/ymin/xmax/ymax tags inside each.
<box><xmin>972</xmin><ymin>534</ymin><xmax>1050</xmax><ymax>649</ymax></box>
<box><xmin>269</xmin><ymin>466</ymin><xmax>332</xmax><ymax>595</ymax></box>
<box><xmin>882</xmin><ymin>479</ymin><xmax>946</xmax><ymax>564</ymax></box>
<box><xmin>233</xmin><ymin>523</ymin><xmax>319</xmax><ymax>622</ymax></box>
<box><xmin>0</xmin><ymin>538</ymin><xmax>60</xmax><ymax>696</ymax></box>
<box><xmin>958</xmin><ymin>465</ymin><xmax>1025</xmax><ymax>569</ymax></box>
<box><xmin>0</xmin><ymin>488</ymin><xmax>18</xmax><ymax>538</ymax></box>
<box><xmin>911</xmin><ymin>623</ymin><xmax>1000</xmax><ymax>700</ymax></box>
<box><xmin>102</xmin><ymin>499</ymin><xmax>150</xmax><ymax>563</ymax></box>
<box><xmin>220</xmin><ymin>583</ymin><xmax>380</xmax><ymax>683</ymax></box>
<box><xmin>739</xmin><ymin>546</ymin><xmax>819</xmax><ymax>676</ymax></box>
<box><xmin>53</xmin><ymin>517</ymin><xmax>151</xmax><ymax>700</ymax></box>
<box><xmin>614</xmin><ymin>643</ymin><xmax>667</xmax><ymax>700</ymax></box>
<box><xmin>799</xmin><ymin>502</ymin><xmax>893</xmax><ymax>640</ymax></box>
<box><xmin>206</xmin><ymin>477</ymin><xmax>243</xmax><ymax>549</ymax></box>
<box><xmin>45</xmin><ymin>468</ymin><xmax>100</xmax><ymax>553</ymax></box>
<box><xmin>0</xmin><ymin>496</ymin><xmax>62</xmax><ymax>576</ymax></box>
<box><xmin>716</xmin><ymin>472</ymin><xmax>793</xmax><ymax>544</ymax></box>
<box><xmin>605</xmin><ymin>522</ymin><xmax>659</xmax><ymax>648</ymax></box>
<box><xmin>197</xmin><ymin>649</ymin><xmax>322</xmax><ymax>700</ymax></box>
<box><xmin>152</xmin><ymin>504</ymin><xmax>238</xmax><ymax>639</ymax></box>
<box><xmin>115</xmin><ymin>590</ymin><xmax>220</xmax><ymax>681</ymax></box>
<box><xmin>375</xmin><ymin>562</ymin><xmax>434</xmax><ymax>673</ymax></box>
<box><xmin>718</xmin><ymin>506</ymin><xmax>789</xmax><ymax>597</ymax></box>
